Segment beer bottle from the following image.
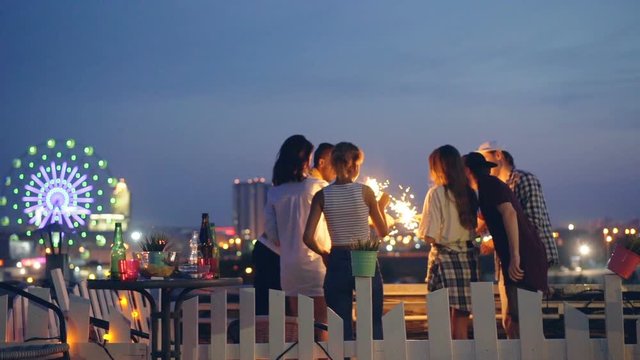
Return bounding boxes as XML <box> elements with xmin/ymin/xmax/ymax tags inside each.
<box><xmin>199</xmin><ymin>213</ymin><xmax>220</xmax><ymax>279</ymax></box>
<box><xmin>110</xmin><ymin>223</ymin><xmax>126</xmax><ymax>280</ymax></box>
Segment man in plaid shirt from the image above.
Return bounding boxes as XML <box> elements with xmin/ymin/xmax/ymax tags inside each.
<box><xmin>478</xmin><ymin>141</ymin><xmax>559</xmax><ymax>266</ymax></box>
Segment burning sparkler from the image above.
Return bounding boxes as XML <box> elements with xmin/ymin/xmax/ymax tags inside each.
<box><xmin>364</xmin><ymin>177</ymin><xmax>389</xmax><ymax>200</ymax></box>
<box><xmin>388</xmin><ymin>185</ymin><xmax>419</xmax><ymax>232</ymax></box>
<box><xmin>362</xmin><ymin>177</ymin><xmax>420</xmax><ymax>236</ymax></box>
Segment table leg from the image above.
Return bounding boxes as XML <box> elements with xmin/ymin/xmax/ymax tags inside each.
<box><xmin>161</xmin><ymin>288</ymin><xmax>172</xmax><ymax>360</ymax></box>
<box><xmin>172</xmin><ymin>288</ymin><xmax>195</xmax><ymax>360</ymax></box>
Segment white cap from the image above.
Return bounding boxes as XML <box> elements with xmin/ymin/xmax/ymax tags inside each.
<box><xmin>477</xmin><ymin>140</ymin><xmax>501</xmax><ymax>152</ymax></box>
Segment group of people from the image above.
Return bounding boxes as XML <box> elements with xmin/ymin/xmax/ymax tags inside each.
<box><xmin>421</xmin><ymin>143</ymin><xmax>556</xmax><ymax>339</ymax></box>
<box><xmin>252</xmin><ymin>135</ymin><xmax>558</xmax><ymax>341</ymax></box>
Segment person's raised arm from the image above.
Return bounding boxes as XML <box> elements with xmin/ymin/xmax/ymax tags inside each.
<box><xmin>303</xmin><ymin>190</ymin><xmax>328</xmax><ymax>256</ymax></box>
<box><xmin>497</xmin><ymin>202</ymin><xmax>523</xmax><ymax>282</ymax></box>
<box><xmin>364</xmin><ymin>186</ymin><xmax>389</xmax><ymax>237</ymax></box>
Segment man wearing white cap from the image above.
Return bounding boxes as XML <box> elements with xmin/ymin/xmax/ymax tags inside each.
<box><xmin>477</xmin><ymin>141</ymin><xmax>559</xmax><ymax>266</ymax></box>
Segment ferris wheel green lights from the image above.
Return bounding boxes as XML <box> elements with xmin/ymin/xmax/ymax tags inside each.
<box><xmin>96</xmin><ymin>234</ymin><xmax>107</xmax><ymax>246</ymax></box>
<box><xmin>0</xmin><ymin>139</ymin><xmax>118</xmax><ymax>231</ymax></box>
<box><xmin>21</xmin><ymin>161</ymin><xmax>94</xmax><ymax>229</ymax></box>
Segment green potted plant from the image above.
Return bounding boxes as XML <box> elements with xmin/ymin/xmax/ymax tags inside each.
<box><xmin>607</xmin><ymin>234</ymin><xmax>640</xmax><ymax>279</ymax></box>
<box><xmin>140</xmin><ymin>233</ymin><xmax>169</xmax><ymax>252</ymax></box>
<box><xmin>350</xmin><ymin>236</ymin><xmax>380</xmax><ymax>277</ymax></box>
<box><xmin>138</xmin><ymin>233</ymin><xmax>177</xmax><ymax>278</ymax></box>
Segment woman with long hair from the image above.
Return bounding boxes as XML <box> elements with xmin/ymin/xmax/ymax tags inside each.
<box><xmin>264</xmin><ymin>135</ymin><xmax>330</xmax><ymax>337</ymax></box>
<box><xmin>418</xmin><ymin>144</ymin><xmax>479</xmax><ymax>339</ymax></box>
<box><xmin>304</xmin><ymin>142</ymin><xmax>389</xmax><ymax>340</ymax></box>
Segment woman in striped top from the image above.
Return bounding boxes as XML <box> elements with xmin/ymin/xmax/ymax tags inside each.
<box><xmin>303</xmin><ymin>142</ymin><xmax>389</xmax><ymax>340</ymax></box>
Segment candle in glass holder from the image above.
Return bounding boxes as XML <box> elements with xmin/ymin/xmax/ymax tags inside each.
<box><xmin>125</xmin><ymin>259</ymin><xmax>140</xmax><ymax>281</ymax></box>
<box><xmin>118</xmin><ymin>259</ymin><xmax>140</xmax><ymax>281</ymax></box>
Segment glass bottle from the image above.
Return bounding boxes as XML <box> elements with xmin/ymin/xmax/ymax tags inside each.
<box><xmin>210</xmin><ymin>222</ymin><xmax>220</xmax><ymax>278</ymax></box>
<box><xmin>198</xmin><ymin>213</ymin><xmax>221</xmax><ymax>279</ymax></box>
<box><xmin>109</xmin><ymin>222</ymin><xmax>126</xmax><ymax>280</ymax></box>
<box><xmin>188</xmin><ymin>231</ymin><xmax>201</xmax><ymax>266</ymax></box>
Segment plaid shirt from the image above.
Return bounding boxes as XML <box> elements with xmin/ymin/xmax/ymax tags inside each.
<box><xmin>507</xmin><ymin>168</ymin><xmax>559</xmax><ymax>265</ymax></box>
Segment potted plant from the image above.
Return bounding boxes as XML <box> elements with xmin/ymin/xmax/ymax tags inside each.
<box><xmin>350</xmin><ymin>236</ymin><xmax>380</xmax><ymax>277</ymax></box>
<box><xmin>138</xmin><ymin>233</ymin><xmax>177</xmax><ymax>278</ymax></box>
<box><xmin>607</xmin><ymin>234</ymin><xmax>640</xmax><ymax>279</ymax></box>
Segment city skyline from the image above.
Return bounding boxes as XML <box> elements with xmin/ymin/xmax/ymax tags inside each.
<box><xmin>1</xmin><ymin>1</ymin><xmax>639</xmax><ymax>227</ymax></box>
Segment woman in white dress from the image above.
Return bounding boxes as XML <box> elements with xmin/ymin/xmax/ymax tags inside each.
<box><xmin>264</xmin><ymin>135</ymin><xmax>330</xmax><ymax>336</ymax></box>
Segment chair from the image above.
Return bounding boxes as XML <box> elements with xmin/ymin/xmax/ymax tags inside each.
<box><xmin>0</xmin><ymin>282</ymin><xmax>70</xmax><ymax>360</ymax></box>
<box><xmin>49</xmin><ymin>269</ymin><xmax>151</xmax><ymax>343</ymax></box>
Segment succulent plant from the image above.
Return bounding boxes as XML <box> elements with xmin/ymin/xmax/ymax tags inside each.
<box><xmin>350</xmin><ymin>236</ymin><xmax>380</xmax><ymax>251</ymax></box>
<box><xmin>140</xmin><ymin>233</ymin><xmax>169</xmax><ymax>252</ymax></box>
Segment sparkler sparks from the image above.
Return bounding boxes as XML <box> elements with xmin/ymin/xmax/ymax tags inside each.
<box><xmin>364</xmin><ymin>177</ymin><xmax>389</xmax><ymax>200</ymax></box>
<box><xmin>362</xmin><ymin>177</ymin><xmax>420</xmax><ymax>236</ymax></box>
<box><xmin>389</xmin><ymin>185</ymin><xmax>419</xmax><ymax>232</ymax></box>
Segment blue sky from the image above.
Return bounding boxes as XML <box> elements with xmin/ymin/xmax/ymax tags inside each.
<box><xmin>1</xmin><ymin>1</ymin><xmax>639</xmax><ymax>227</ymax></box>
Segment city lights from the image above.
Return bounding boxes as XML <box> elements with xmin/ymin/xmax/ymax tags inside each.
<box><xmin>578</xmin><ymin>244</ymin><xmax>591</xmax><ymax>256</ymax></box>
<box><xmin>568</xmin><ymin>224</ymin><xmax>575</xmax><ymax>231</ymax></box>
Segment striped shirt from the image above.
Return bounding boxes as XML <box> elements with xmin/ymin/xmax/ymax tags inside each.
<box><xmin>323</xmin><ymin>183</ymin><xmax>370</xmax><ymax>247</ymax></box>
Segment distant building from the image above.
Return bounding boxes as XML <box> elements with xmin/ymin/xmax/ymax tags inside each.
<box><xmin>89</xmin><ymin>178</ymin><xmax>131</xmax><ymax>232</ymax></box>
<box><xmin>232</xmin><ymin>178</ymin><xmax>270</xmax><ymax>243</ymax></box>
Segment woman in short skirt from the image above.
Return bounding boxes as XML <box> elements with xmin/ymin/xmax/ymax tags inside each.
<box><xmin>418</xmin><ymin>145</ymin><xmax>479</xmax><ymax>339</ymax></box>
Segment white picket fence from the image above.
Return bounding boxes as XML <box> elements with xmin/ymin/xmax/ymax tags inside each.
<box><xmin>177</xmin><ymin>274</ymin><xmax>639</xmax><ymax>360</ymax></box>
<box><xmin>2</xmin><ymin>274</ymin><xmax>639</xmax><ymax>359</ymax></box>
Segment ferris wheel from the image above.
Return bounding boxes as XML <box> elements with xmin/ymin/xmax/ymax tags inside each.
<box><xmin>0</xmin><ymin>138</ymin><xmax>118</xmax><ymax>233</ymax></box>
